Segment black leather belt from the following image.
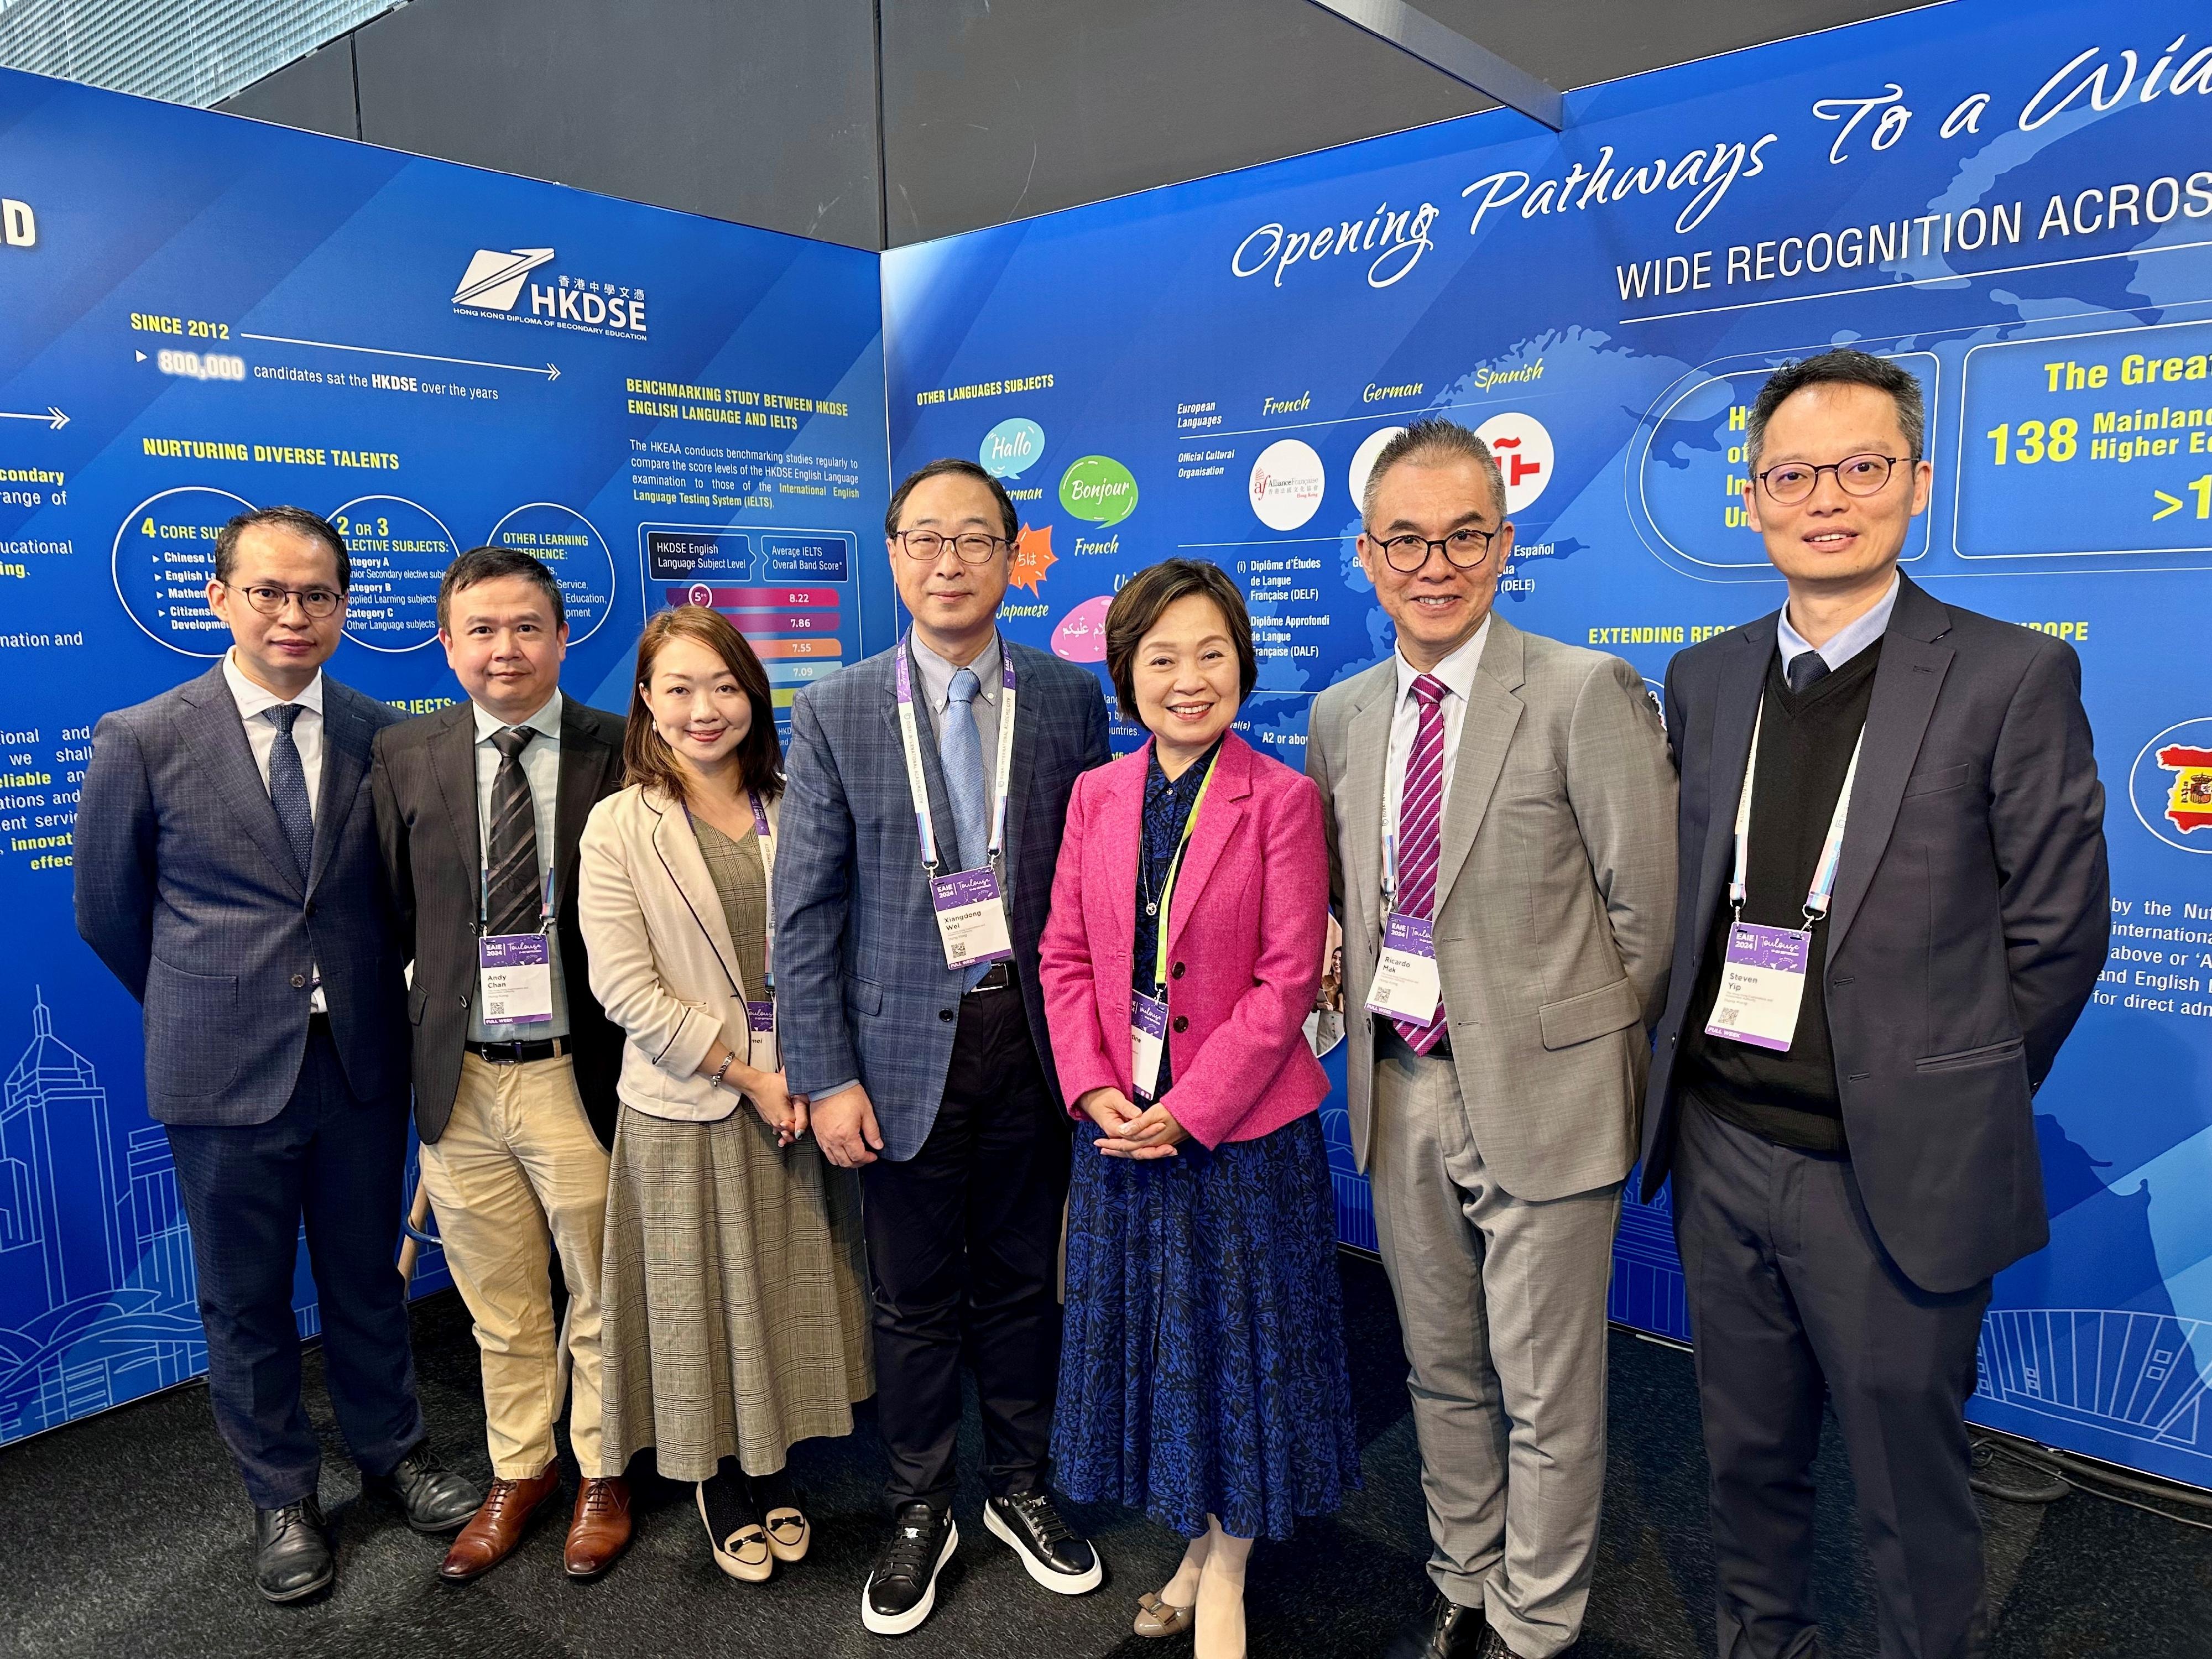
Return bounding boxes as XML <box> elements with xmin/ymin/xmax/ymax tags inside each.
<box><xmin>966</xmin><ymin>962</ymin><xmax>1015</xmax><ymax>993</ymax></box>
<box><xmin>467</xmin><ymin>1036</ymin><xmax>568</xmax><ymax>1064</ymax></box>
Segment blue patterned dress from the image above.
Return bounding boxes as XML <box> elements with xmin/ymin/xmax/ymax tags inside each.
<box><xmin>1052</xmin><ymin>739</ymin><xmax>1361</xmax><ymax>1542</ymax></box>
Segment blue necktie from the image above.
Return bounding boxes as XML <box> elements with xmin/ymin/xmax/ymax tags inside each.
<box><xmin>1787</xmin><ymin>650</ymin><xmax>1831</xmax><ymax>693</ymax></box>
<box><xmin>943</xmin><ymin>668</ymin><xmax>993</xmax><ymax>988</ymax></box>
<box><xmin>264</xmin><ymin>703</ymin><xmax>314</xmax><ymax>879</ymax></box>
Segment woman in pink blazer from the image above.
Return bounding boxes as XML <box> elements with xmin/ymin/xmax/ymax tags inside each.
<box><xmin>1040</xmin><ymin>559</ymin><xmax>1359</xmax><ymax>1658</ymax></box>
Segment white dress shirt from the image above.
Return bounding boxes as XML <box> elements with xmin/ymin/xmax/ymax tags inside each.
<box><xmin>1777</xmin><ymin>571</ymin><xmax>1900</xmax><ymax>674</ymax></box>
<box><xmin>1382</xmin><ymin>614</ymin><xmax>1493</xmax><ymax>868</ymax></box>
<box><xmin>223</xmin><ymin>650</ymin><xmax>328</xmax><ymax>1011</ymax></box>
<box><xmin>907</xmin><ymin>629</ymin><xmax>1005</xmax><ymax>848</ymax></box>
<box><xmin>469</xmin><ymin>688</ymin><xmax>571</xmax><ymax>1041</ymax></box>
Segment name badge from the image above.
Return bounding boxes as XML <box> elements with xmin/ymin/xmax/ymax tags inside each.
<box><xmin>478</xmin><ymin>933</ymin><xmax>553</xmax><ymax>1024</ymax></box>
<box><xmin>1130</xmin><ymin>990</ymin><xmax>1169</xmax><ymax>1102</ymax></box>
<box><xmin>930</xmin><ymin>867</ymin><xmax>1015</xmax><ymax>971</ymax></box>
<box><xmin>1704</xmin><ymin>922</ymin><xmax>1809</xmax><ymax>1051</ymax></box>
<box><xmin>1365</xmin><ymin>913</ymin><xmax>1442</xmax><ymax>1026</ymax></box>
<box><xmin>744</xmin><ymin>998</ymin><xmax>778</xmax><ymax>1075</ymax></box>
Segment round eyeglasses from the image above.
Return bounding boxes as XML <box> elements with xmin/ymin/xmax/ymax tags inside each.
<box><xmin>1370</xmin><ymin>526</ymin><xmax>1499</xmax><ymax>573</ymax></box>
<box><xmin>1754</xmin><ymin>453</ymin><xmax>1906</xmax><ymax>505</ymax></box>
<box><xmin>227</xmin><ymin>582</ymin><xmax>343</xmax><ymax>618</ymax></box>
<box><xmin>895</xmin><ymin>529</ymin><xmax>1009</xmax><ymax>563</ymax></box>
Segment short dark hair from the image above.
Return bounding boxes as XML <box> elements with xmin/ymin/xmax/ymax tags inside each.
<box><xmin>1361</xmin><ymin>418</ymin><xmax>1506</xmax><ymax>523</ymax></box>
<box><xmin>1103</xmin><ymin>559</ymin><xmax>1257</xmax><ymax>720</ymax></box>
<box><xmin>215</xmin><ymin>506</ymin><xmax>349</xmax><ymax>590</ymax></box>
<box><xmin>885</xmin><ymin>458</ymin><xmax>1019</xmax><ymax>543</ymax></box>
<box><xmin>437</xmin><ymin>545</ymin><xmax>566</xmax><ymax>633</ymax></box>
<box><xmin>624</xmin><ymin>606</ymin><xmax>784</xmax><ymax>804</ymax></box>
<box><xmin>1747</xmin><ymin>347</ymin><xmax>1925</xmax><ymax>468</ymax></box>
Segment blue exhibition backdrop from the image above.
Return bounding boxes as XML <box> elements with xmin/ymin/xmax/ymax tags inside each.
<box><xmin>5</xmin><ymin>0</ymin><xmax>2211</xmax><ymax>1496</ymax></box>
<box><xmin>0</xmin><ymin>68</ymin><xmax>891</xmax><ymax>1446</ymax></box>
<box><xmin>881</xmin><ymin>0</ymin><xmax>2212</xmax><ymax>1489</ymax></box>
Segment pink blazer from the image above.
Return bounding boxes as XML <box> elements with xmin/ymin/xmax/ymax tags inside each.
<box><xmin>1039</xmin><ymin>728</ymin><xmax>1329</xmax><ymax>1149</ymax></box>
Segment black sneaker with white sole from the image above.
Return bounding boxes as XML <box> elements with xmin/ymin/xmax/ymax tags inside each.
<box><xmin>984</xmin><ymin>1490</ymin><xmax>1102</xmax><ymax>1594</ymax></box>
<box><xmin>862</xmin><ymin>1500</ymin><xmax>958</xmax><ymax>1636</ymax></box>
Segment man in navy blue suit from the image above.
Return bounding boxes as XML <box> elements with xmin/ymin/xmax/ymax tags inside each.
<box><xmin>1642</xmin><ymin>351</ymin><xmax>2108</xmax><ymax>1659</ymax></box>
<box><xmin>76</xmin><ymin>507</ymin><xmax>478</xmax><ymax>1603</ymax></box>
<box><xmin>777</xmin><ymin>460</ymin><xmax>1111</xmax><ymax>1635</ymax></box>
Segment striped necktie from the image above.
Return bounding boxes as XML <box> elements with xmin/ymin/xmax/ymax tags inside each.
<box><xmin>1392</xmin><ymin>674</ymin><xmax>1449</xmax><ymax>1052</ymax></box>
<box><xmin>484</xmin><ymin>726</ymin><xmax>542</xmax><ymax>936</ymax></box>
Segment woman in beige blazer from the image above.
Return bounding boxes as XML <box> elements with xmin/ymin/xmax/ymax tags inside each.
<box><xmin>579</xmin><ymin>605</ymin><xmax>870</xmax><ymax>1584</ymax></box>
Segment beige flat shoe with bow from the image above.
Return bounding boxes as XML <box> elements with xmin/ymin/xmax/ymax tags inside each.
<box><xmin>1134</xmin><ymin>1590</ymin><xmax>1194</xmax><ymax>1637</ymax></box>
<box><xmin>764</xmin><ymin>1506</ymin><xmax>810</xmax><ymax>1563</ymax></box>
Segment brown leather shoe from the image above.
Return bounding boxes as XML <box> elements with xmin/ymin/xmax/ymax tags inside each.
<box><xmin>438</xmin><ymin>1465</ymin><xmax>560</xmax><ymax>1582</ymax></box>
<box><xmin>564</xmin><ymin>1477</ymin><xmax>633</xmax><ymax>1579</ymax></box>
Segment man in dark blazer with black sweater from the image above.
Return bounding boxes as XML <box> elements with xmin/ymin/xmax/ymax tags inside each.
<box><xmin>371</xmin><ymin>547</ymin><xmax>630</xmax><ymax>1584</ymax></box>
<box><xmin>76</xmin><ymin>507</ymin><xmax>479</xmax><ymax>1603</ymax></box>
<box><xmin>1642</xmin><ymin>349</ymin><xmax>2108</xmax><ymax>1659</ymax></box>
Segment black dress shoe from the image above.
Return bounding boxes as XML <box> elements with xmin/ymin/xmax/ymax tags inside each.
<box><xmin>366</xmin><ymin>1441</ymin><xmax>482</xmax><ymax>1533</ymax></box>
<box><xmin>254</xmin><ymin>1494</ymin><xmax>335</xmax><ymax>1603</ymax></box>
<box><xmin>862</xmin><ymin>1501</ymin><xmax>958</xmax><ymax>1636</ymax></box>
<box><xmin>984</xmin><ymin>1490</ymin><xmax>1102</xmax><ymax>1594</ymax></box>
<box><xmin>1385</xmin><ymin>1590</ymin><xmax>1490</xmax><ymax>1659</ymax></box>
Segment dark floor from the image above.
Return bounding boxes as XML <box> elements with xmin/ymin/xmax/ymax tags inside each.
<box><xmin>7</xmin><ymin>1255</ymin><xmax>2209</xmax><ymax>1658</ymax></box>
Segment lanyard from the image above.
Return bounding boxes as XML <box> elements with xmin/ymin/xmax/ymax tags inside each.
<box><xmin>1141</xmin><ymin>745</ymin><xmax>1222</xmax><ymax>994</ymax></box>
<box><xmin>478</xmin><ymin>859</ymin><xmax>554</xmax><ymax>934</ymax></box>
<box><xmin>748</xmin><ymin>789</ymin><xmax>776</xmax><ymax>990</ymax></box>
<box><xmin>893</xmin><ymin>631</ymin><xmax>1018</xmax><ymax>874</ymax></box>
<box><xmin>1729</xmin><ymin>700</ymin><xmax>1865</xmax><ymax>925</ymax></box>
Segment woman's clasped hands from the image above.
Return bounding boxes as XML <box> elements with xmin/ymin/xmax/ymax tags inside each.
<box><xmin>1077</xmin><ymin>1086</ymin><xmax>1190</xmax><ymax>1159</ymax></box>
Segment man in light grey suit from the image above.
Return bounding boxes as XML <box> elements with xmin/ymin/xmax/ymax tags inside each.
<box><xmin>1307</xmin><ymin>421</ymin><xmax>1676</xmax><ymax>1659</ymax></box>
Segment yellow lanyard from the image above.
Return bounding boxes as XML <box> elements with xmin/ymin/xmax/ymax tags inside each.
<box><xmin>1144</xmin><ymin>745</ymin><xmax>1221</xmax><ymax>994</ymax></box>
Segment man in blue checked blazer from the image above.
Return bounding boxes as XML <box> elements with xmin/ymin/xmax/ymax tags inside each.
<box><xmin>776</xmin><ymin>460</ymin><xmax>1110</xmax><ymax>1636</ymax></box>
<box><xmin>75</xmin><ymin>507</ymin><xmax>477</xmax><ymax>1605</ymax></box>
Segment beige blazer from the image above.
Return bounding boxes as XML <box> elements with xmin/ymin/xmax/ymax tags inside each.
<box><xmin>1307</xmin><ymin>615</ymin><xmax>1677</xmax><ymax>1200</ymax></box>
<box><xmin>577</xmin><ymin>782</ymin><xmax>779</xmax><ymax>1123</ymax></box>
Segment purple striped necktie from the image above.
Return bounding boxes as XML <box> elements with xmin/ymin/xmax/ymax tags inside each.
<box><xmin>1392</xmin><ymin>673</ymin><xmax>1449</xmax><ymax>1052</ymax></box>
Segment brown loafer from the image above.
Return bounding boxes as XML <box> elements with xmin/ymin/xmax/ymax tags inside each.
<box><xmin>564</xmin><ymin>1477</ymin><xmax>633</xmax><ymax>1579</ymax></box>
<box><xmin>439</xmin><ymin>1465</ymin><xmax>560</xmax><ymax>1582</ymax></box>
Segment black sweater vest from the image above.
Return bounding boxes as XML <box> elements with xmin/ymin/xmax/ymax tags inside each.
<box><xmin>1679</xmin><ymin>641</ymin><xmax>1882</xmax><ymax>1155</ymax></box>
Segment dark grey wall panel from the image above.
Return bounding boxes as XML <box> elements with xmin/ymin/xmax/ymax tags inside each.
<box><xmin>1418</xmin><ymin>0</ymin><xmax>1943</xmax><ymax>93</ymax></box>
<box><xmin>878</xmin><ymin>0</ymin><xmax>1488</xmax><ymax>246</ymax></box>
<box><xmin>211</xmin><ymin>0</ymin><xmax>1939</xmax><ymax>252</ymax></box>
<box><xmin>218</xmin><ymin>36</ymin><xmax>358</xmax><ymax>141</ymax></box>
<box><xmin>348</xmin><ymin>0</ymin><xmax>881</xmax><ymax>249</ymax></box>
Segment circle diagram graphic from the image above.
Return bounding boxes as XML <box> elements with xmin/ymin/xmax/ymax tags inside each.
<box><xmin>484</xmin><ymin>502</ymin><xmax>618</xmax><ymax>644</ymax></box>
<box><xmin>1249</xmin><ymin>438</ymin><xmax>1326</xmax><ymax>531</ymax></box>
<box><xmin>1348</xmin><ymin>425</ymin><xmax>1408</xmax><ymax>517</ymax></box>
<box><xmin>1473</xmin><ymin>412</ymin><xmax>1554</xmax><ymax>515</ymax></box>
<box><xmin>331</xmin><ymin>494</ymin><xmax>458</xmax><ymax>653</ymax></box>
<box><xmin>111</xmin><ymin>486</ymin><xmax>256</xmax><ymax>656</ymax></box>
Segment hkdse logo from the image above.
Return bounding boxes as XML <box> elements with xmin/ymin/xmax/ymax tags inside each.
<box><xmin>2129</xmin><ymin>718</ymin><xmax>2212</xmax><ymax>853</ymax></box>
<box><xmin>452</xmin><ymin>246</ymin><xmax>646</xmax><ymax>337</ymax></box>
<box><xmin>452</xmin><ymin>247</ymin><xmax>554</xmax><ymax>311</ymax></box>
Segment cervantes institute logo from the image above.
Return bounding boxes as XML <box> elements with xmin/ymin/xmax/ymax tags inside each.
<box><xmin>2131</xmin><ymin>718</ymin><xmax>2212</xmax><ymax>854</ymax></box>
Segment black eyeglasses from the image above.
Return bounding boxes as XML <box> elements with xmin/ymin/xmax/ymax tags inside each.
<box><xmin>1754</xmin><ymin>453</ymin><xmax>1906</xmax><ymax>505</ymax></box>
<box><xmin>894</xmin><ymin>530</ymin><xmax>1009</xmax><ymax>564</ymax></box>
<box><xmin>1369</xmin><ymin>526</ymin><xmax>1499</xmax><ymax>573</ymax></box>
<box><xmin>227</xmin><ymin>582</ymin><xmax>343</xmax><ymax>618</ymax></box>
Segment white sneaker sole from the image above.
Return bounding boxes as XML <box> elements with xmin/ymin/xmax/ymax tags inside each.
<box><xmin>860</xmin><ymin>1517</ymin><xmax>959</xmax><ymax>1636</ymax></box>
<box><xmin>984</xmin><ymin>1501</ymin><xmax>1104</xmax><ymax>1595</ymax></box>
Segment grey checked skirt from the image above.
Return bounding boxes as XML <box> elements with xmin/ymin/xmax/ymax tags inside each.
<box><xmin>599</xmin><ymin>1103</ymin><xmax>873</xmax><ymax>1481</ymax></box>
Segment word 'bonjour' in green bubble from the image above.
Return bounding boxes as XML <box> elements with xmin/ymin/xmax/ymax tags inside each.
<box><xmin>1058</xmin><ymin>454</ymin><xmax>1138</xmax><ymax>528</ymax></box>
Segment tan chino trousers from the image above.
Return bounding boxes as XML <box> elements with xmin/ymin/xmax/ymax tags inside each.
<box><xmin>418</xmin><ymin>1053</ymin><xmax>611</xmax><ymax>1479</ymax></box>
